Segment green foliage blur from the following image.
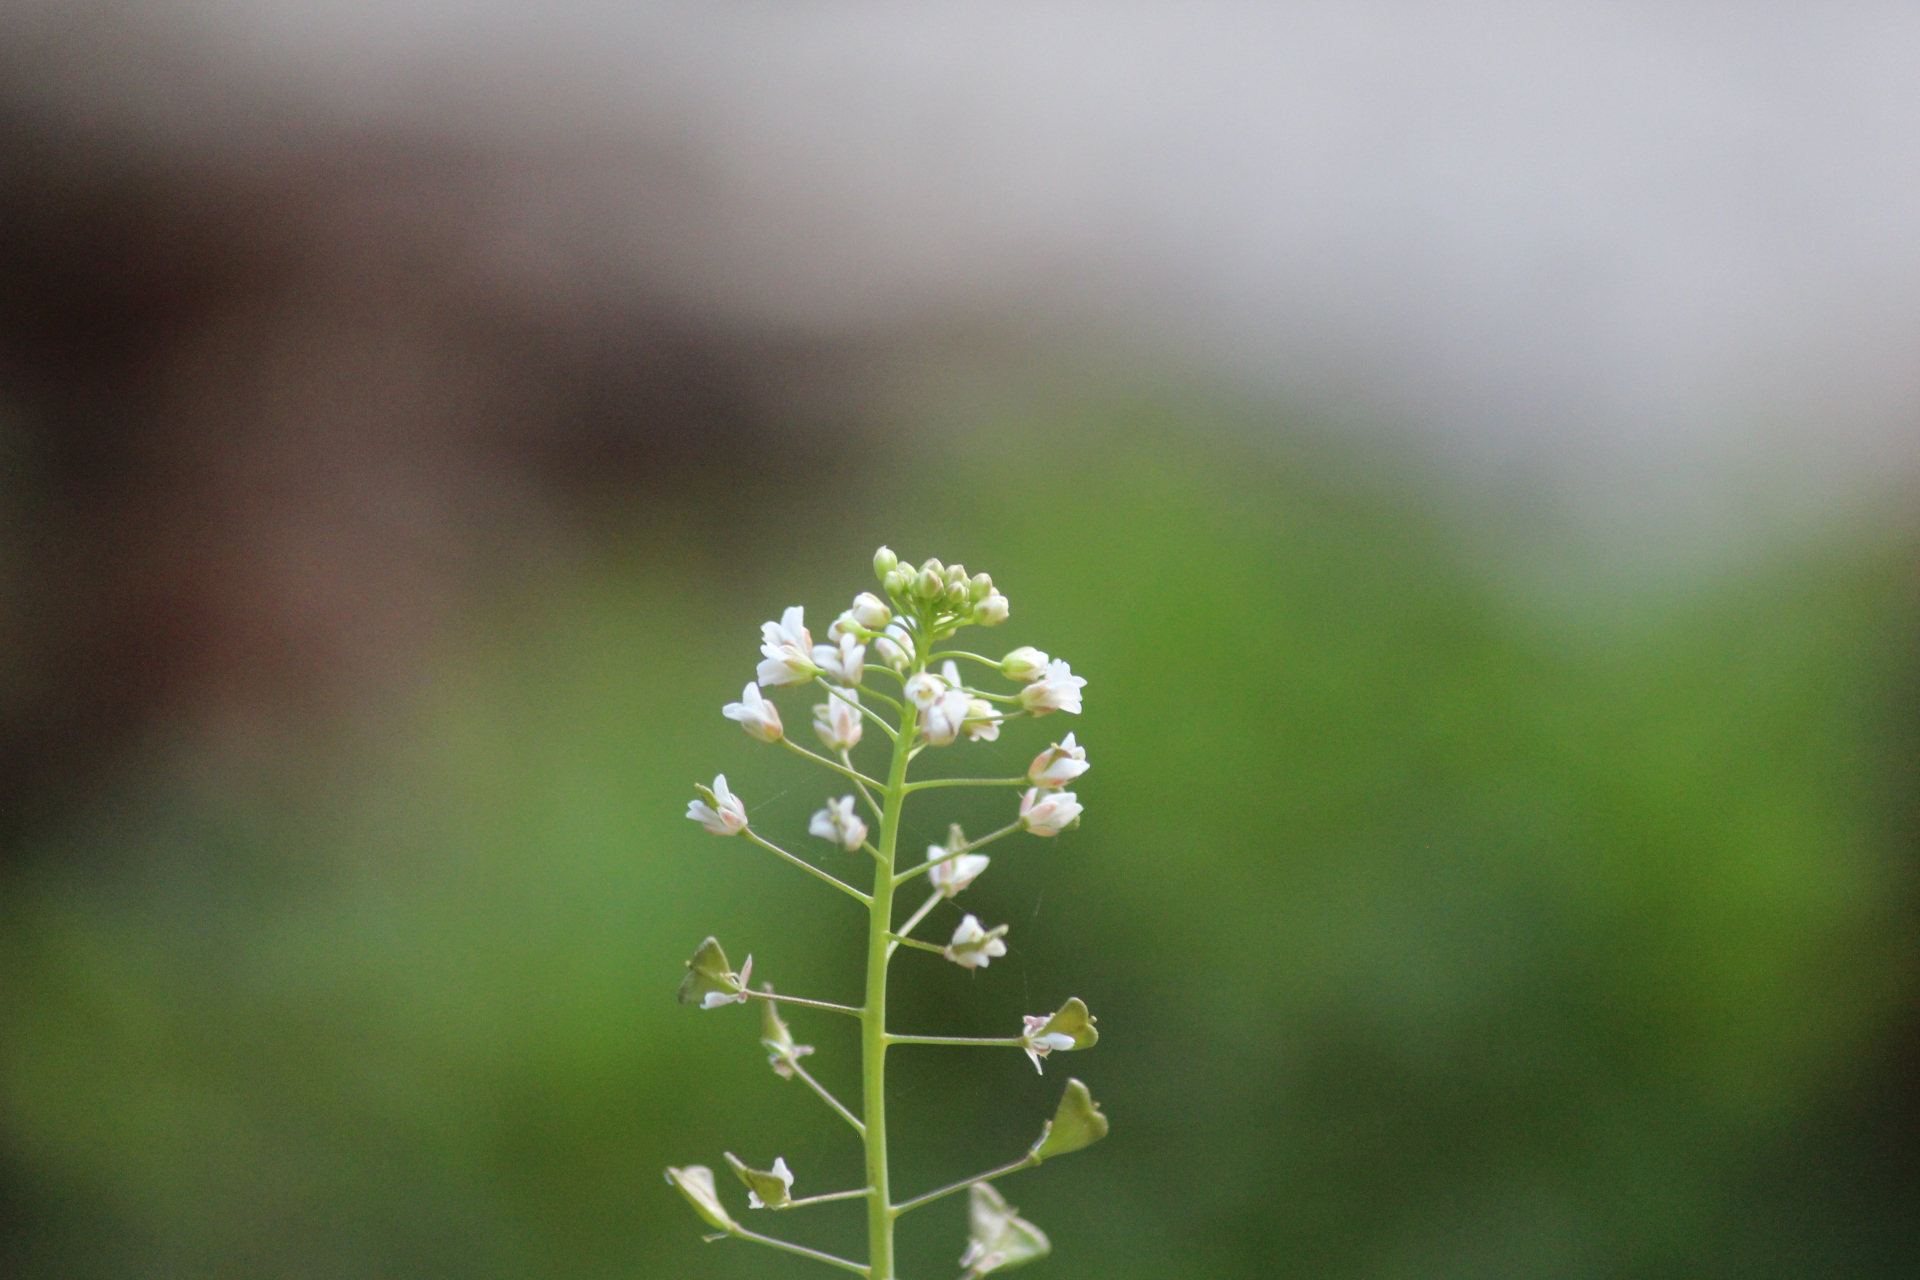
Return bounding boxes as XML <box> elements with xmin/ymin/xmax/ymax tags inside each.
<box><xmin>3</xmin><ymin>403</ymin><xmax>1916</xmax><ymax>1278</ymax></box>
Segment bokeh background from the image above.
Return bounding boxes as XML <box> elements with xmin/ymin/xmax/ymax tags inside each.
<box><xmin>3</xmin><ymin>4</ymin><xmax>1919</xmax><ymax>1278</ymax></box>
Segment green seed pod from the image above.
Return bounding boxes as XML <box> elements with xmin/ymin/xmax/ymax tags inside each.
<box><xmin>1031</xmin><ymin>1078</ymin><xmax>1109</xmax><ymax>1161</ymax></box>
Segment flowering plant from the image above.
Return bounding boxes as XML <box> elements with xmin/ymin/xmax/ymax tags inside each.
<box><xmin>665</xmin><ymin>549</ymin><xmax>1108</xmax><ymax>1278</ymax></box>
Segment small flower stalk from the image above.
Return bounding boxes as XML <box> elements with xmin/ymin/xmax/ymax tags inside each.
<box><xmin>669</xmin><ymin>549</ymin><xmax>1108</xmax><ymax>1277</ymax></box>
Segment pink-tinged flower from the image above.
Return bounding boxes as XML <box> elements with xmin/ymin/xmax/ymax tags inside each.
<box><xmin>963</xmin><ymin>699</ymin><xmax>1002</xmax><ymax>742</ymax></box>
<box><xmin>874</xmin><ymin>621</ymin><xmax>913</xmax><ymax>671</ymax></box>
<box><xmin>723</xmin><ymin>682</ymin><xmax>784</xmax><ymax>743</ymax></box>
<box><xmin>701</xmin><ymin>954</ymin><xmax>753</xmax><ymax>1009</ymax></box>
<box><xmin>1020</xmin><ymin>1015</ymin><xmax>1077</xmax><ymax>1074</ymax></box>
<box><xmin>973</xmin><ymin>590</ymin><xmax>1010</xmax><ymax>626</ymax></box>
<box><xmin>760</xmin><ymin>993</ymin><xmax>815</xmax><ymax>1080</ymax></box>
<box><xmin>944</xmin><ymin>914</ymin><xmax>1010</xmax><ymax>969</ymax></box>
<box><xmin>1027</xmin><ymin>733</ymin><xmax>1089</xmax><ymax>789</ymax></box>
<box><xmin>686</xmin><ymin>774</ymin><xmax>749</xmax><ymax>835</ymax></box>
<box><xmin>756</xmin><ymin>606</ymin><xmax>817</xmax><ymax>686</ymax></box>
<box><xmin>928</xmin><ymin>849</ymin><xmax>991</xmax><ymax>897</ymax></box>
<box><xmin>1019</xmin><ymin>787</ymin><xmax>1082</xmax><ymax>836</ymax></box>
<box><xmin>903</xmin><ymin>670</ymin><xmax>948</xmax><ymax>710</ymax></box>
<box><xmin>811</xmin><ymin>686</ymin><xmax>863</xmax><ymax>750</ymax></box>
<box><xmin>850</xmin><ymin>592</ymin><xmax>892</xmax><ymax>629</ymax></box>
<box><xmin>1000</xmin><ymin>646</ymin><xmax>1049</xmax><ymax>682</ymax></box>
<box><xmin>809</xmin><ymin>795</ymin><xmax>868</xmax><ymax>851</ymax></box>
<box><xmin>923</xmin><ymin>688</ymin><xmax>974</xmax><ymax>746</ymax></box>
<box><xmin>1016</xmin><ymin>659</ymin><xmax>1085</xmax><ymax>716</ymax></box>
<box><xmin>811</xmin><ymin>633</ymin><xmax>866</xmax><ymax>685</ymax></box>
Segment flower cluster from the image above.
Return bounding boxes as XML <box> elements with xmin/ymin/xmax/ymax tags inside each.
<box><xmin>667</xmin><ymin>547</ymin><xmax>1108</xmax><ymax>1279</ymax></box>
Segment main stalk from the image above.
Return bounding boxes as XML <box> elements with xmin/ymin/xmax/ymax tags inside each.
<box><xmin>864</xmin><ymin>695</ymin><xmax>917</xmax><ymax>1277</ymax></box>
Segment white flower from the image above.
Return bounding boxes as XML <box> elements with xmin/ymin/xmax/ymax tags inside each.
<box><xmin>722</xmin><ymin>682</ymin><xmax>784</xmax><ymax>743</ymax></box>
<box><xmin>1020</xmin><ymin>1014</ymin><xmax>1077</xmax><ymax>1073</ymax></box>
<box><xmin>756</xmin><ymin>606</ymin><xmax>817</xmax><ymax>686</ymax></box>
<box><xmin>942</xmin><ymin>659</ymin><xmax>964</xmax><ymax>686</ymax></box>
<box><xmin>923</xmin><ymin>688</ymin><xmax>974</xmax><ymax>745</ymax></box>
<box><xmin>874</xmin><ymin>621</ymin><xmax>912</xmax><ymax>671</ymax></box>
<box><xmin>1027</xmin><ymin>733</ymin><xmax>1089</xmax><ymax>789</ymax></box>
<box><xmin>809</xmin><ymin>795</ymin><xmax>868</xmax><ymax>851</ymax></box>
<box><xmin>851</xmin><ymin>592</ymin><xmax>892</xmax><ymax>629</ymax></box>
<box><xmin>903</xmin><ymin>670</ymin><xmax>948</xmax><ymax>709</ymax></box>
<box><xmin>1000</xmin><ymin>646</ymin><xmax>1049</xmax><ymax>682</ymax></box>
<box><xmin>973</xmin><ymin>590</ymin><xmax>1010</xmax><ymax>625</ymax></box>
<box><xmin>1019</xmin><ymin>787</ymin><xmax>1082</xmax><ymax>836</ymax></box>
<box><xmin>961</xmin><ymin>1183</ymin><xmax>1050</xmax><ymax>1276</ymax></box>
<box><xmin>686</xmin><ymin>774</ymin><xmax>749</xmax><ymax>835</ymax></box>
<box><xmin>928</xmin><ymin>849</ymin><xmax>990</xmax><ymax>896</ymax></box>
<box><xmin>963</xmin><ymin>699</ymin><xmax>1001</xmax><ymax>742</ymax></box>
<box><xmin>944</xmin><ymin>914</ymin><xmax>1009</xmax><ymax>969</ymax></box>
<box><xmin>811</xmin><ymin>633</ymin><xmax>866</xmax><ymax>685</ymax></box>
<box><xmin>1017</xmin><ymin>659</ymin><xmax>1085</xmax><ymax>716</ymax></box>
<box><xmin>703</xmin><ymin>955</ymin><xmax>753</xmax><ymax>1009</ymax></box>
<box><xmin>747</xmin><ymin>1156</ymin><xmax>793</xmax><ymax>1210</ymax></box>
<box><xmin>811</xmin><ymin>686</ymin><xmax>863</xmax><ymax>750</ymax></box>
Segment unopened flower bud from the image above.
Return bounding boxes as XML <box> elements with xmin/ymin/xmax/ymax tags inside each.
<box><xmin>756</xmin><ymin>606</ymin><xmax>817</xmax><ymax>686</ymax></box>
<box><xmin>944</xmin><ymin>914</ymin><xmax>1010</xmax><ymax>969</ymax></box>
<box><xmin>944</xmin><ymin>579</ymin><xmax>972</xmax><ymax>610</ymax></box>
<box><xmin>678</xmin><ymin>937</ymin><xmax>753</xmax><ymax>1009</ymax></box>
<box><xmin>1030</xmin><ymin>1078</ymin><xmax>1109</xmax><ymax>1161</ymax></box>
<box><xmin>969</xmin><ymin>572</ymin><xmax>993</xmax><ymax>603</ymax></box>
<box><xmin>725</xmin><ymin>1152</ymin><xmax>796</xmax><ymax>1210</ymax></box>
<box><xmin>973</xmin><ymin>591</ymin><xmax>1010</xmax><ymax>625</ymax></box>
<box><xmin>961</xmin><ymin>1184</ymin><xmax>1050</xmax><ymax>1278</ymax></box>
<box><xmin>687</xmin><ymin>774</ymin><xmax>749</xmax><ymax>835</ymax></box>
<box><xmin>1017</xmin><ymin>659</ymin><xmax>1084</xmax><ymax>715</ymax></box>
<box><xmin>873</xmin><ymin>546</ymin><xmax>898</xmax><ymax>578</ymax></box>
<box><xmin>665</xmin><ymin>1165</ymin><xmax>735</xmax><ymax>1232</ymax></box>
<box><xmin>1019</xmin><ymin>787</ymin><xmax>1082</xmax><ymax>835</ymax></box>
<box><xmin>850</xmin><ymin>591</ymin><xmax>892</xmax><ymax>628</ymax></box>
<box><xmin>914</xmin><ymin>567</ymin><xmax>944</xmax><ymax>601</ymax></box>
<box><xmin>1027</xmin><ymin>733</ymin><xmax>1089</xmax><ymax>789</ymax></box>
<box><xmin>883</xmin><ymin>566</ymin><xmax>913</xmax><ymax>596</ymax></box>
<box><xmin>722</xmin><ymin>682</ymin><xmax>784</xmax><ymax>743</ymax></box>
<box><xmin>1000</xmin><ymin>646</ymin><xmax>1049</xmax><ymax>681</ymax></box>
<box><xmin>809</xmin><ymin>796</ymin><xmax>868</xmax><ymax>851</ymax></box>
<box><xmin>946</xmin><ymin>563</ymin><xmax>967</xmax><ymax>585</ymax></box>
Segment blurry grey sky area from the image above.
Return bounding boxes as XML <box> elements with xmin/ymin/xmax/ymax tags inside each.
<box><xmin>6</xmin><ymin>0</ymin><xmax>1920</xmax><ymax>529</ymax></box>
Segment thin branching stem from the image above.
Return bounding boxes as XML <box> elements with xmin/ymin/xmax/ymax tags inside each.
<box><xmin>842</xmin><ymin>753</ymin><xmax>884</xmax><ymax>821</ymax></box>
<box><xmin>728</xmin><ymin>1225</ymin><xmax>870</xmax><ymax>1276</ymax></box>
<box><xmin>744</xmin><ymin>990</ymin><xmax>865</xmax><ymax>1020</ymax></box>
<box><xmin>785</xmin><ymin>1187</ymin><xmax>875</xmax><ymax>1208</ymax></box>
<box><xmin>893</xmin><ymin>821</ymin><xmax>1023</xmax><ymax>887</ymax></box>
<box><xmin>904</xmin><ymin>776</ymin><xmax>1027</xmax><ymax>792</ymax></box>
<box><xmin>926</xmin><ymin>650</ymin><xmax>1004</xmax><ymax>671</ymax></box>
<box><xmin>886</xmin><ymin>933</ymin><xmax>947</xmax><ymax>957</ymax></box>
<box><xmin>787</xmin><ymin>1060</ymin><xmax>865</xmax><ymax>1136</ymax></box>
<box><xmin>890</xmin><ymin>1154</ymin><xmax>1040</xmax><ymax>1217</ymax></box>
<box><xmin>779</xmin><ymin>738</ymin><xmax>886</xmax><ymax>791</ymax></box>
<box><xmin>885</xmin><ymin>891</ymin><xmax>945</xmax><ymax>960</ymax></box>
<box><xmin>743</xmin><ymin>829</ymin><xmax>872</xmax><ymax>905</ymax></box>
<box><xmin>886</xmin><ymin>1034</ymin><xmax>1028</xmax><ymax>1048</ymax></box>
<box><xmin>855</xmin><ymin>681</ymin><xmax>907</xmax><ymax>710</ymax></box>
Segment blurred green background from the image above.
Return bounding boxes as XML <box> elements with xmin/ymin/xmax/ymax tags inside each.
<box><xmin>2</xmin><ymin>402</ymin><xmax>1916</xmax><ymax>1279</ymax></box>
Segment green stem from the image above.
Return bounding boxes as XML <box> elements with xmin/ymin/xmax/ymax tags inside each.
<box><xmin>729</xmin><ymin>1225</ymin><xmax>870</xmax><ymax>1276</ymax></box>
<box><xmin>779</xmin><ymin>737</ymin><xmax>886</xmax><ymax>790</ymax></box>
<box><xmin>893</xmin><ymin>821</ymin><xmax>1024</xmax><ymax>887</ymax></box>
<box><xmin>743</xmin><ymin>990</ymin><xmax>865</xmax><ymax>1019</ymax></box>
<box><xmin>890</xmin><ymin>1153</ymin><xmax>1040</xmax><ymax>1217</ymax></box>
<box><xmin>886</xmin><ymin>933</ymin><xmax>948</xmax><ymax>956</ymax></box>
<box><xmin>885</xmin><ymin>891</ymin><xmax>945</xmax><ymax>959</ymax></box>
<box><xmin>742</xmin><ymin>830</ymin><xmax>872</xmax><ymax>905</ymax></box>
<box><xmin>785</xmin><ymin>1187</ymin><xmax>874</xmax><ymax>1208</ymax></box>
<box><xmin>887</xmin><ymin>1034</ymin><xmax>1028</xmax><ymax>1048</ymax></box>
<box><xmin>904</xmin><ymin>776</ymin><xmax>1027</xmax><ymax>792</ymax></box>
<box><xmin>787</xmin><ymin>1059</ymin><xmax>865</xmax><ymax>1136</ymax></box>
<box><xmin>863</xmin><ymin>691</ymin><xmax>919</xmax><ymax>1277</ymax></box>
